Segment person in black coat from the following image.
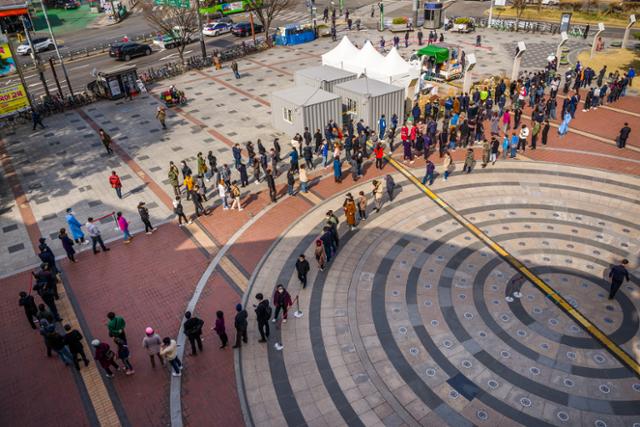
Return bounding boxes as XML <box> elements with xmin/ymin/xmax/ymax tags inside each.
<box><xmin>183</xmin><ymin>311</ymin><xmax>205</xmax><ymax>355</ymax></box>
<box><xmin>295</xmin><ymin>255</ymin><xmax>310</xmax><ymax>288</ymax></box>
<box><xmin>254</xmin><ymin>293</ymin><xmax>271</xmax><ymax>342</ymax></box>
<box><xmin>63</xmin><ymin>323</ymin><xmax>90</xmax><ymax>370</ymax></box>
<box><xmin>138</xmin><ymin>202</ymin><xmax>155</xmax><ymax>234</ymax></box>
<box><xmin>303</xmin><ymin>142</ymin><xmax>314</xmax><ymax>170</ymax></box>
<box><xmin>33</xmin><ymin>264</ymin><xmax>61</xmax><ymax>322</ymax></box>
<box><xmin>38</xmin><ymin>237</ymin><xmax>58</xmax><ymax>275</ymax></box>
<box><xmin>609</xmin><ymin>259</ymin><xmax>630</xmax><ymax>299</ymax></box>
<box><xmin>19</xmin><ymin>291</ymin><xmax>38</xmax><ymax>329</ymax></box>
<box><xmin>232</xmin><ymin>304</ymin><xmax>248</xmax><ymax>348</ymax></box>
<box><xmin>58</xmin><ymin>228</ymin><xmax>76</xmax><ymax>262</ymax></box>
<box><xmin>266</xmin><ymin>169</ymin><xmax>277</xmax><ymax>203</ymax></box>
<box><xmin>320</xmin><ymin>226</ymin><xmax>334</xmax><ymax>262</ymax></box>
<box><xmin>541</xmin><ymin>120</ymin><xmax>551</xmax><ymax>146</ymax></box>
<box><xmin>239</xmin><ymin>162</ymin><xmax>249</xmax><ymax>187</ymax></box>
<box><xmin>617</xmin><ymin>123</ymin><xmax>631</xmax><ymax>149</ymax></box>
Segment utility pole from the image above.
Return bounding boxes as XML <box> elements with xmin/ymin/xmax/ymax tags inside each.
<box><xmin>41</xmin><ymin>1</ymin><xmax>74</xmax><ymax>96</ymax></box>
<box><xmin>21</xmin><ymin>16</ymin><xmax>50</xmax><ymax>99</ymax></box>
<box><xmin>195</xmin><ymin>0</ymin><xmax>207</xmax><ymax>58</ymax></box>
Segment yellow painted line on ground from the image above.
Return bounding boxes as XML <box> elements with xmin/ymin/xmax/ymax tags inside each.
<box><xmin>56</xmin><ymin>281</ymin><xmax>123</xmax><ymax>427</ymax></box>
<box><xmin>382</xmin><ymin>152</ymin><xmax>640</xmax><ymax>378</ymax></box>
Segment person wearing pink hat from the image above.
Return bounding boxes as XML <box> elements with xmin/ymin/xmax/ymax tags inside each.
<box><xmin>142</xmin><ymin>327</ymin><xmax>164</xmax><ymax>368</ymax></box>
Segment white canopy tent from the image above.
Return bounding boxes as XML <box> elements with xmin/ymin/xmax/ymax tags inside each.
<box><xmin>342</xmin><ymin>40</ymin><xmax>387</xmax><ymax>76</ymax></box>
<box><xmin>321</xmin><ymin>36</ymin><xmax>360</xmax><ymax>69</ymax></box>
<box><xmin>321</xmin><ymin>38</ymin><xmax>421</xmax><ymax>97</ymax></box>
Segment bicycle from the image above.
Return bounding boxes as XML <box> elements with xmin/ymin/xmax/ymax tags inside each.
<box><xmin>568</xmin><ymin>27</ymin><xmax>584</xmax><ymax>38</ymax></box>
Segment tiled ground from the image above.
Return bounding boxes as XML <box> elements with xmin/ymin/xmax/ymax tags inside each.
<box><xmin>1</xmin><ymin>31</ymin><xmax>639</xmax><ymax>427</ymax></box>
<box><xmin>241</xmin><ymin>162</ymin><xmax>640</xmax><ymax>427</ymax></box>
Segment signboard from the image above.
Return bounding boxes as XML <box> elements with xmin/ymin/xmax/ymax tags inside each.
<box><xmin>466</xmin><ymin>53</ymin><xmax>476</xmax><ymax>72</ymax></box>
<box><xmin>108</xmin><ymin>79</ymin><xmax>121</xmax><ymax>97</ymax></box>
<box><xmin>200</xmin><ymin>0</ymin><xmax>251</xmax><ymax>15</ymax></box>
<box><xmin>0</xmin><ymin>43</ymin><xmax>17</xmax><ymax>78</ymax></box>
<box><xmin>560</xmin><ymin>12</ymin><xmax>571</xmax><ymax>33</ymax></box>
<box><xmin>0</xmin><ymin>84</ymin><xmax>29</xmax><ymax>118</ymax></box>
<box><xmin>494</xmin><ymin>0</ymin><xmax>506</xmax><ymax>6</ymax></box>
<box><xmin>154</xmin><ymin>0</ymin><xmax>190</xmax><ymax>8</ymax></box>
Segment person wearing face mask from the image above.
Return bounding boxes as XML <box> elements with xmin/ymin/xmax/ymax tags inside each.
<box><xmin>272</xmin><ymin>284</ymin><xmax>293</xmax><ymax>324</ymax></box>
<box><xmin>65</xmin><ymin>208</ymin><xmax>86</xmax><ymax>244</ymax></box>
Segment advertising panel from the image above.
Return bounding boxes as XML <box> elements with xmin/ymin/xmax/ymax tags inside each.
<box><xmin>0</xmin><ymin>43</ymin><xmax>17</xmax><ymax>77</ymax></box>
<box><xmin>0</xmin><ymin>84</ymin><xmax>30</xmax><ymax>118</ymax></box>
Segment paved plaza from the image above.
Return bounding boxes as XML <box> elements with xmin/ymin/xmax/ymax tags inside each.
<box><xmin>0</xmin><ymin>27</ymin><xmax>639</xmax><ymax>427</ymax></box>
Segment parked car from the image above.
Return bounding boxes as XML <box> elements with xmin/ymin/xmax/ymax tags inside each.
<box><xmin>153</xmin><ymin>26</ymin><xmax>201</xmax><ymax>49</ymax></box>
<box><xmin>16</xmin><ymin>37</ymin><xmax>54</xmax><ymax>55</ymax></box>
<box><xmin>203</xmin><ymin>22</ymin><xmax>231</xmax><ymax>37</ymax></box>
<box><xmin>63</xmin><ymin>0</ymin><xmax>81</xmax><ymax>9</ymax></box>
<box><xmin>231</xmin><ymin>22</ymin><xmax>264</xmax><ymax>37</ymax></box>
<box><xmin>206</xmin><ymin>12</ymin><xmax>234</xmax><ymax>24</ymax></box>
<box><xmin>109</xmin><ymin>42</ymin><xmax>152</xmax><ymax>61</ymax></box>
<box><xmin>52</xmin><ymin>0</ymin><xmax>80</xmax><ymax>8</ymax></box>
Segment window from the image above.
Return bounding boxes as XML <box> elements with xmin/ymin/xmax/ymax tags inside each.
<box><xmin>345</xmin><ymin>98</ymin><xmax>358</xmax><ymax>115</ymax></box>
<box><xmin>283</xmin><ymin>107</ymin><xmax>293</xmax><ymax>123</ymax></box>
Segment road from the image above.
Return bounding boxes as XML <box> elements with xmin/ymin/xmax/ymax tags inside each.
<box><xmin>8</xmin><ymin>0</ymin><xmax>379</xmax><ymax>99</ymax></box>
<box><xmin>6</xmin><ymin>0</ymin><xmax>639</xmax><ymax>100</ymax></box>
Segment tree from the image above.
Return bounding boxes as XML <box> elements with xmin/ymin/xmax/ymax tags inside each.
<box><xmin>511</xmin><ymin>0</ymin><xmax>527</xmax><ymax>31</ymax></box>
<box><xmin>141</xmin><ymin>0</ymin><xmax>198</xmax><ymax>64</ymax></box>
<box><xmin>245</xmin><ymin>0</ymin><xmax>293</xmax><ymax>46</ymax></box>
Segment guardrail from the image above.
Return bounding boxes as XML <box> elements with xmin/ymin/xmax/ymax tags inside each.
<box><xmin>17</xmin><ymin>32</ymin><xmax>158</xmax><ymax>70</ymax></box>
<box><xmin>450</xmin><ymin>16</ymin><xmax>588</xmax><ymax>36</ymax></box>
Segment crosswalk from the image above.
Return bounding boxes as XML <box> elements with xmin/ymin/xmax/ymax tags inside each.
<box><xmin>275</xmin><ymin>10</ymin><xmax>316</xmax><ymax>25</ymax></box>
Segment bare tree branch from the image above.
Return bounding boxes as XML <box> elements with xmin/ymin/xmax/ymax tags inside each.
<box><xmin>511</xmin><ymin>0</ymin><xmax>527</xmax><ymax>31</ymax></box>
<box><xmin>141</xmin><ymin>0</ymin><xmax>199</xmax><ymax>64</ymax></box>
<box><xmin>245</xmin><ymin>0</ymin><xmax>293</xmax><ymax>45</ymax></box>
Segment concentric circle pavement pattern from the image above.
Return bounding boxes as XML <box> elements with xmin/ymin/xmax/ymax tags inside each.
<box><xmin>241</xmin><ymin>161</ymin><xmax>640</xmax><ymax>427</ymax></box>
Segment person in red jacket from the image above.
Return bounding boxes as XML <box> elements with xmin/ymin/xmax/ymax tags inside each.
<box><xmin>400</xmin><ymin>123</ymin><xmax>409</xmax><ymax>144</ymax></box>
<box><xmin>91</xmin><ymin>339</ymin><xmax>121</xmax><ymax>378</ymax></box>
<box><xmin>272</xmin><ymin>284</ymin><xmax>293</xmax><ymax>324</ymax></box>
<box><xmin>373</xmin><ymin>143</ymin><xmax>385</xmax><ymax>169</ymax></box>
<box><xmin>109</xmin><ymin>171</ymin><xmax>123</xmax><ymax>199</ymax></box>
<box><xmin>409</xmin><ymin>124</ymin><xmax>417</xmax><ymax>148</ymax></box>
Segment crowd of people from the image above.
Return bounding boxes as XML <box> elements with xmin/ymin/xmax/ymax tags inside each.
<box><xmin>16</xmin><ymin>39</ymin><xmax>636</xmax><ymax>390</ymax></box>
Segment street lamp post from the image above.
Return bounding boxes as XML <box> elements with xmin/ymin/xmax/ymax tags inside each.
<box><xmin>622</xmin><ymin>15</ymin><xmax>636</xmax><ymax>49</ymax></box>
<box><xmin>590</xmin><ymin>22</ymin><xmax>604</xmax><ymax>59</ymax></box>
<box><xmin>379</xmin><ymin>1</ymin><xmax>384</xmax><ymax>32</ymax></box>
<box><xmin>511</xmin><ymin>41</ymin><xmax>526</xmax><ymax>81</ymax></box>
<box><xmin>41</xmin><ymin>1</ymin><xmax>74</xmax><ymax>97</ymax></box>
<box><xmin>462</xmin><ymin>53</ymin><xmax>476</xmax><ymax>94</ymax></box>
<box><xmin>555</xmin><ymin>31</ymin><xmax>568</xmax><ymax>63</ymax></box>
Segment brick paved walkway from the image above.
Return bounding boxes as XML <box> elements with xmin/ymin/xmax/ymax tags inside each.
<box><xmin>1</xmin><ymin>34</ymin><xmax>639</xmax><ymax>427</ymax></box>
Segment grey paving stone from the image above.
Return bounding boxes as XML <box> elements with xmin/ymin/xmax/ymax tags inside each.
<box><xmin>8</xmin><ymin>243</ymin><xmax>25</xmax><ymax>253</ymax></box>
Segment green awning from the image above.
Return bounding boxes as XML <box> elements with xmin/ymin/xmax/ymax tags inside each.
<box><xmin>416</xmin><ymin>45</ymin><xmax>449</xmax><ymax>63</ymax></box>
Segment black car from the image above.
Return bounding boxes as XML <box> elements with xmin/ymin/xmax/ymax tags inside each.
<box><xmin>109</xmin><ymin>42</ymin><xmax>152</xmax><ymax>61</ymax></box>
<box><xmin>231</xmin><ymin>22</ymin><xmax>264</xmax><ymax>37</ymax></box>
